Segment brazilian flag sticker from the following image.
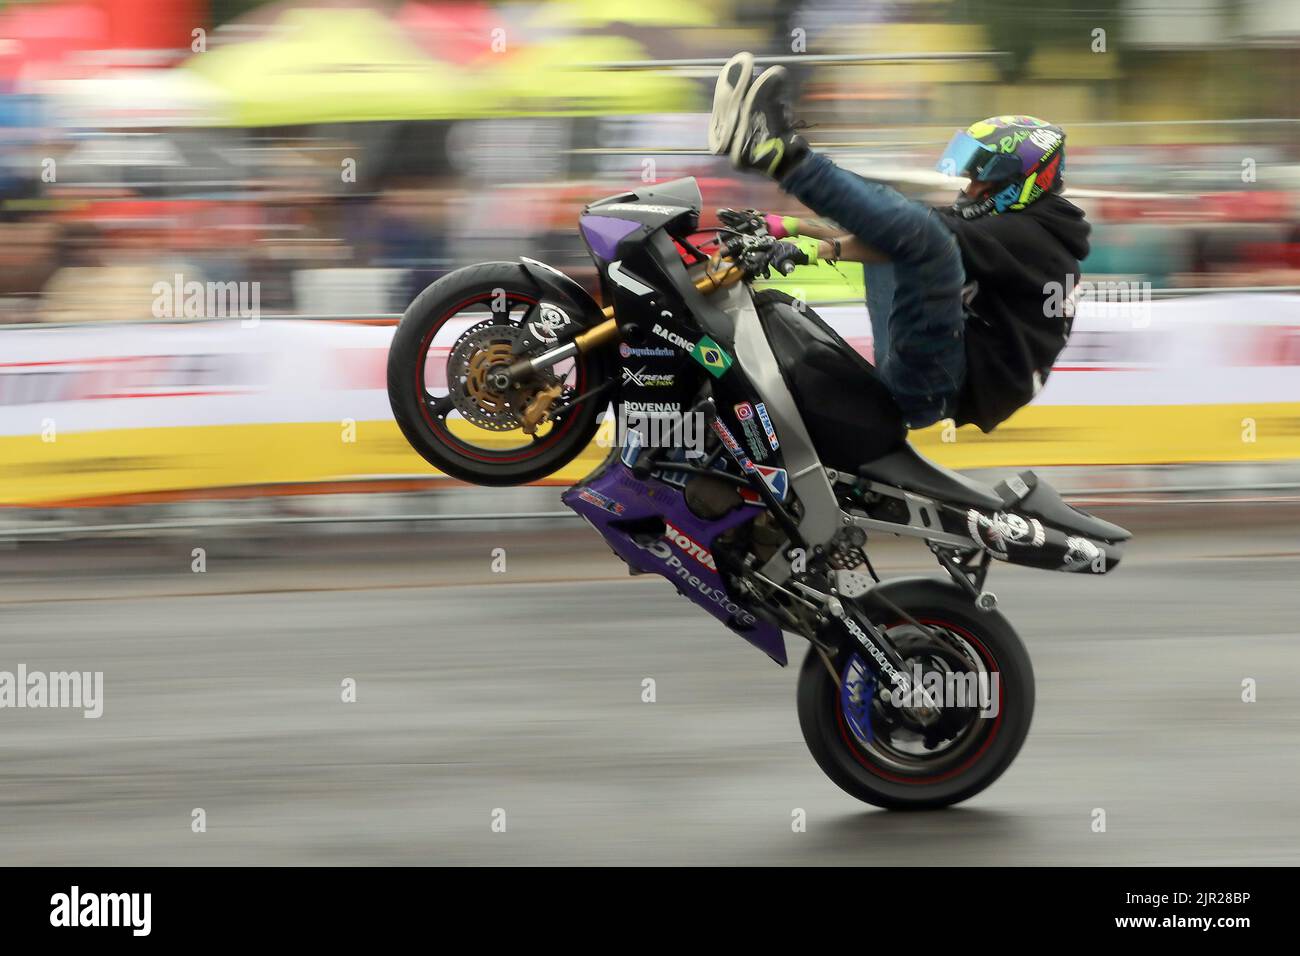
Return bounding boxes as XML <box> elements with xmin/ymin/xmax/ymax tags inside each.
<box><xmin>692</xmin><ymin>335</ymin><xmax>734</xmax><ymax>378</ymax></box>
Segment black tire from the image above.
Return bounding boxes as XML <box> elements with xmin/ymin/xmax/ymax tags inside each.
<box><xmin>387</xmin><ymin>262</ymin><xmax>613</xmax><ymax>486</ymax></box>
<box><xmin>797</xmin><ymin>578</ymin><xmax>1035</xmax><ymax>810</ymax></box>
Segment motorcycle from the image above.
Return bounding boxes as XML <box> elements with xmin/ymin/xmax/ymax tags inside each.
<box><xmin>386</xmin><ymin>177</ymin><xmax>1131</xmax><ymax>809</ymax></box>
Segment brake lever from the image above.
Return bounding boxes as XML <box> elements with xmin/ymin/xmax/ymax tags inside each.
<box><xmin>745</xmin><ymin>235</ymin><xmax>781</xmax><ymax>280</ymax></box>
<box><xmin>717</xmin><ymin>208</ymin><xmax>770</xmax><ymax>237</ymax></box>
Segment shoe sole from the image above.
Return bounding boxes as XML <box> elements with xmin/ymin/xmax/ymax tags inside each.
<box><xmin>708</xmin><ymin>52</ymin><xmax>755</xmax><ymax>155</ymax></box>
<box><xmin>730</xmin><ymin>65</ymin><xmax>789</xmax><ymax>170</ymax></box>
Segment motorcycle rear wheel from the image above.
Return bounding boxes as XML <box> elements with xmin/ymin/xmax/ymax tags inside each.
<box><xmin>797</xmin><ymin>578</ymin><xmax>1034</xmax><ymax>809</ymax></box>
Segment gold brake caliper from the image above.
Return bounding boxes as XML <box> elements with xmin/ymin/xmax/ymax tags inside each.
<box><xmin>519</xmin><ymin>383</ymin><xmax>563</xmax><ymax>435</ymax></box>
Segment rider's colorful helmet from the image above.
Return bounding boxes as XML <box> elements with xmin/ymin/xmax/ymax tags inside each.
<box><xmin>937</xmin><ymin>115</ymin><xmax>1065</xmax><ymax>219</ymax></box>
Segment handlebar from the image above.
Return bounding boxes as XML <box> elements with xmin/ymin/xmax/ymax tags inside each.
<box><xmin>715</xmin><ymin>208</ymin><xmax>808</xmax><ymax>279</ymax></box>
<box><xmin>720</xmin><ymin>232</ymin><xmax>805</xmax><ymax>279</ymax></box>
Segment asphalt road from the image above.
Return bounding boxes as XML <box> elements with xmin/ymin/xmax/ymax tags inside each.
<box><xmin>1</xmin><ymin>501</ymin><xmax>1298</xmax><ymax>865</ymax></box>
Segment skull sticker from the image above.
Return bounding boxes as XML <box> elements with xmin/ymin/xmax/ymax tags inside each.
<box><xmin>528</xmin><ymin>304</ymin><xmax>571</xmax><ymax>344</ymax></box>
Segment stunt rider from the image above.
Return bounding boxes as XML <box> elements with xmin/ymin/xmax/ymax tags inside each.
<box><xmin>708</xmin><ymin>53</ymin><xmax>1091</xmax><ymax>433</ymax></box>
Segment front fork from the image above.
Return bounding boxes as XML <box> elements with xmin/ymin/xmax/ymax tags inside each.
<box><xmin>491</xmin><ymin>317</ymin><xmax>621</xmax><ymax>399</ymax></box>
<box><xmin>494</xmin><ymin>255</ymin><xmax>744</xmax><ymax>390</ymax></box>
<box><xmin>492</xmin><ymin>257</ymin><xmax>743</xmax><ymax>433</ymax></box>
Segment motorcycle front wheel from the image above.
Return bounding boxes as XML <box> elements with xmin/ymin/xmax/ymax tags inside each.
<box><xmin>387</xmin><ymin>261</ymin><xmax>614</xmax><ymax>486</ymax></box>
<box><xmin>797</xmin><ymin>578</ymin><xmax>1035</xmax><ymax>810</ymax></box>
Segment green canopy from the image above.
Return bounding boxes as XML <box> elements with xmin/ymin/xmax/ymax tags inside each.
<box><xmin>529</xmin><ymin>0</ymin><xmax>716</xmax><ymax>28</ymax></box>
<box><xmin>186</xmin><ymin>9</ymin><xmax>488</xmax><ymax>126</ymax></box>
<box><xmin>480</xmin><ymin>36</ymin><xmax>696</xmax><ymax>116</ymax></box>
<box><xmin>187</xmin><ymin>8</ymin><xmax>695</xmax><ymax>127</ymax></box>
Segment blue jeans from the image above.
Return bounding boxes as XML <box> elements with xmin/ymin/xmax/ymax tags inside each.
<box><xmin>780</xmin><ymin>153</ymin><xmax>967</xmax><ymax>428</ymax></box>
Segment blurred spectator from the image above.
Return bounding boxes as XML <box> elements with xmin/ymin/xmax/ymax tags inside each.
<box><xmin>40</xmin><ymin>221</ymin><xmax>208</xmax><ymax>324</ymax></box>
<box><xmin>0</xmin><ymin>0</ymin><xmax>1296</xmax><ymax>322</ymax></box>
<box><xmin>0</xmin><ymin>216</ymin><xmax>61</xmax><ymax>308</ymax></box>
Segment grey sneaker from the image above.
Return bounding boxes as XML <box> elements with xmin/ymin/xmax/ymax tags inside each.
<box><xmin>708</xmin><ymin>51</ymin><xmax>755</xmax><ymax>155</ymax></box>
<box><xmin>729</xmin><ymin>65</ymin><xmax>809</xmax><ymax>179</ymax></box>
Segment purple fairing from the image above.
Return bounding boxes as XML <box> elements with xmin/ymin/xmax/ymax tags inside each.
<box><xmin>562</xmin><ymin>461</ymin><xmax>788</xmax><ymax>665</ymax></box>
<box><xmin>579</xmin><ymin>215</ymin><xmax>641</xmax><ymax>262</ymax></box>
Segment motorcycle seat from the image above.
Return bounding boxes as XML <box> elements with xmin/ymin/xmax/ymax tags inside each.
<box><xmin>857</xmin><ymin>444</ymin><xmax>1003</xmax><ymax>511</ymax></box>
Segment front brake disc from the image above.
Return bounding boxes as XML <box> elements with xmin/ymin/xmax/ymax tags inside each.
<box><xmin>446</xmin><ymin>321</ymin><xmax>559</xmax><ymax>432</ymax></box>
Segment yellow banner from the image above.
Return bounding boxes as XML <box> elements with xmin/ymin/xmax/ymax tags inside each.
<box><xmin>3</xmin><ymin>403</ymin><xmax>1297</xmax><ymax>507</ymax></box>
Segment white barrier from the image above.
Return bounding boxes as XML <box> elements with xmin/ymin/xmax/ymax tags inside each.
<box><xmin>2</xmin><ymin>294</ymin><xmax>1298</xmax><ymax>506</ymax></box>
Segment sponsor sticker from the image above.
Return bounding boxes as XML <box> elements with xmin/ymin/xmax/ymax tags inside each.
<box><xmin>734</xmin><ymin>403</ymin><xmax>768</xmax><ymax>462</ymax></box>
<box><xmin>652</xmin><ymin>323</ymin><xmax>696</xmax><ymax>353</ymax></box>
<box><xmin>597</xmin><ymin>202</ymin><xmax>686</xmax><ymax>216</ymax></box>
<box><xmin>965</xmin><ymin>509</ymin><xmax>1045</xmax><ymax>556</ymax></box>
<box><xmin>754</xmin><ymin>402</ymin><xmax>780</xmax><ymax>450</ymax></box>
<box><xmin>755</xmin><ymin>464</ymin><xmax>789</xmax><ymax>500</ymax></box>
<box><xmin>577</xmin><ymin>487</ymin><xmax>625</xmax><ymax>515</ymax></box>
<box><xmin>662</xmin><ymin>521</ymin><xmax>718</xmax><ymax>571</ymax></box>
<box><xmin>843</xmin><ymin>616</ymin><xmax>908</xmax><ymax>690</ymax></box>
<box><xmin>692</xmin><ymin>335</ymin><xmax>733</xmax><ymax>378</ymax></box>
<box><xmin>1062</xmin><ymin>535</ymin><xmax>1106</xmax><ymax>573</ymax></box>
<box><xmin>527</xmin><ymin>304</ymin><xmax>570</xmax><ymax>344</ymax></box>
<box><xmin>710</xmin><ymin>419</ymin><xmax>755</xmax><ymax>473</ymax></box>
<box><xmin>623</xmin><ymin>401</ymin><xmax>680</xmax><ymax>414</ymax></box>
<box><xmin>620</xmin><ymin>342</ymin><xmax>675</xmax><ymax>359</ymax></box>
<box><xmin>622</xmin><ymin>366</ymin><xmax>675</xmax><ymax>387</ymax></box>
<box><xmin>629</xmin><ymin>536</ymin><xmax>757</xmax><ymax>627</ymax></box>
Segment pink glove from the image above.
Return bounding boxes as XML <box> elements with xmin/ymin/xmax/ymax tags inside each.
<box><xmin>763</xmin><ymin>213</ymin><xmax>794</xmax><ymax>239</ymax></box>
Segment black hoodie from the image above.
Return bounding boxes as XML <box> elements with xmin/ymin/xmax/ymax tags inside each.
<box><xmin>938</xmin><ymin>194</ymin><xmax>1091</xmax><ymax>432</ymax></box>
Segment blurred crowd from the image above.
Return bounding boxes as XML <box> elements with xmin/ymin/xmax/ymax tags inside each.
<box><xmin>1</xmin><ymin>0</ymin><xmax>1298</xmax><ymax>325</ymax></box>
